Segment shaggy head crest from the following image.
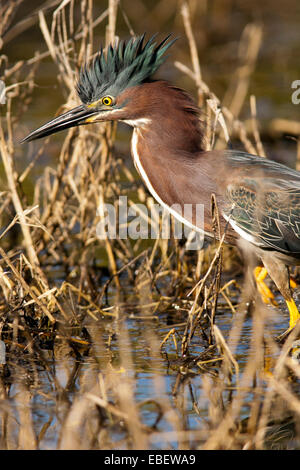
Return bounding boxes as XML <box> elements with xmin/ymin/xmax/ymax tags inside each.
<box><xmin>76</xmin><ymin>34</ymin><xmax>176</xmax><ymax>104</ymax></box>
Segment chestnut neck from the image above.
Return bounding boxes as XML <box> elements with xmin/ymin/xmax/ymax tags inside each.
<box><xmin>122</xmin><ymin>81</ymin><xmax>206</xmax><ymax>155</ymax></box>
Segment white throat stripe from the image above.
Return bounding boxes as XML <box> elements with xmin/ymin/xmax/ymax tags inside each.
<box><xmin>123</xmin><ymin>118</ymin><xmax>152</xmax><ymax>128</ymax></box>
<box><xmin>131</xmin><ymin>129</ymin><xmax>206</xmax><ymax>235</ymax></box>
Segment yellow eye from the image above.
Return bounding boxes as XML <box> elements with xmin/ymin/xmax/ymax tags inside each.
<box><xmin>102</xmin><ymin>96</ymin><xmax>113</xmax><ymax>106</ymax></box>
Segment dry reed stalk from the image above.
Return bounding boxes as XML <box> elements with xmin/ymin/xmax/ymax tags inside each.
<box><xmin>106</xmin><ymin>0</ymin><xmax>119</xmax><ymax>45</ymax></box>
<box><xmin>0</xmin><ymin>124</ymin><xmax>50</xmax><ymax>290</ymax></box>
<box><xmin>17</xmin><ymin>385</ymin><xmax>37</xmax><ymax>450</ymax></box>
<box><xmin>0</xmin><ymin>128</ymin><xmax>34</xmax><ymax>262</ymax></box>
<box><xmin>0</xmin><ymin>247</ymin><xmax>55</xmax><ymax>323</ymax></box>
<box><xmin>115</xmin><ymin>323</ymin><xmax>149</xmax><ymax>449</ymax></box>
<box><xmin>98</xmin><ymin>186</ymin><xmax>121</xmax><ymax>288</ymax></box>
<box><xmin>269</xmin><ymin>118</ymin><xmax>300</xmax><ymax>137</ymax></box>
<box><xmin>250</xmin><ymin>94</ymin><xmax>266</xmax><ymax>157</ymax></box>
<box><xmin>180</xmin><ymin>0</ymin><xmax>202</xmax><ymax>106</ymax></box>
<box><xmin>223</xmin><ymin>23</ymin><xmax>263</xmax><ymax>118</ymax></box>
<box><xmin>188</xmin><ymin>234</ymin><xmax>225</xmax><ymax>298</ymax></box>
<box><xmin>0</xmin><ymin>0</ymin><xmax>24</xmax><ymax>42</ymax></box>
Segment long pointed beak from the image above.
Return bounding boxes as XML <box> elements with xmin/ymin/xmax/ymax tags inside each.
<box><xmin>21</xmin><ymin>104</ymin><xmax>99</xmax><ymax>143</ymax></box>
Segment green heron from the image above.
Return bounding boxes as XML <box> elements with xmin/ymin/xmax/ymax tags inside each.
<box><xmin>22</xmin><ymin>34</ymin><xmax>300</xmax><ymax>336</ymax></box>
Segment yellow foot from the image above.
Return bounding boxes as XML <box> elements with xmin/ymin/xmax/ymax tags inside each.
<box><xmin>277</xmin><ymin>299</ymin><xmax>300</xmax><ymax>342</ymax></box>
<box><xmin>286</xmin><ymin>298</ymin><xmax>300</xmax><ymax>330</ymax></box>
<box><xmin>254</xmin><ymin>267</ymin><xmax>278</xmax><ymax>306</ymax></box>
<box><xmin>290</xmin><ymin>278</ymin><xmax>297</xmax><ymax>289</ymax></box>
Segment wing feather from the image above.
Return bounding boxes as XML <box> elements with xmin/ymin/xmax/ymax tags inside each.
<box><xmin>223</xmin><ymin>150</ymin><xmax>300</xmax><ymax>256</ymax></box>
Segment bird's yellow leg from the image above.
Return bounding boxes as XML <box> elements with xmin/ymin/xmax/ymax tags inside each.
<box><xmin>286</xmin><ymin>298</ymin><xmax>300</xmax><ymax>330</ymax></box>
<box><xmin>254</xmin><ymin>266</ymin><xmax>278</xmax><ymax>306</ymax></box>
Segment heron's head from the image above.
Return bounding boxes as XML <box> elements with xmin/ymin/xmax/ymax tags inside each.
<box><xmin>22</xmin><ymin>34</ymin><xmax>176</xmax><ymax>142</ymax></box>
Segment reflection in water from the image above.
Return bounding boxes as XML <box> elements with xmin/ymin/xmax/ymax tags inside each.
<box><xmin>0</xmin><ymin>277</ymin><xmax>299</xmax><ymax>450</ymax></box>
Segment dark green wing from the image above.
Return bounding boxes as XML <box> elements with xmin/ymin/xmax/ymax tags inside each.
<box><xmin>223</xmin><ymin>150</ymin><xmax>300</xmax><ymax>256</ymax></box>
